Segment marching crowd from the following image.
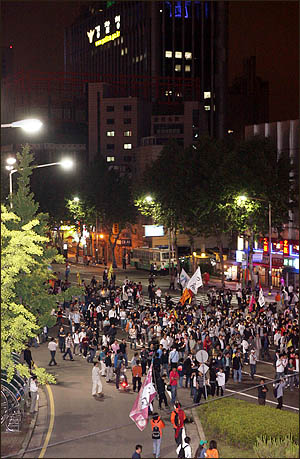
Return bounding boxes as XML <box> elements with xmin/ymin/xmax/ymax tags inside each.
<box><xmin>42</xmin><ymin>267</ymin><xmax>299</xmax><ymax>458</ymax></box>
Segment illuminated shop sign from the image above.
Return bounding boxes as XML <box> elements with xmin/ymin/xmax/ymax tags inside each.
<box><xmin>87</xmin><ymin>15</ymin><xmax>121</xmax><ymax>46</ymax></box>
<box><xmin>290</xmin><ymin>244</ymin><xmax>299</xmax><ymax>256</ymax></box>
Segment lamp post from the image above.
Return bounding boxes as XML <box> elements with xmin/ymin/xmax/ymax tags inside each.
<box><xmin>7</xmin><ymin>158</ymin><xmax>74</xmax><ymax>209</ymax></box>
<box><xmin>239</xmin><ymin>195</ymin><xmax>272</xmax><ymax>292</ymax></box>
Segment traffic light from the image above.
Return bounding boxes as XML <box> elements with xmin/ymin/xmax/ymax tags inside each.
<box><xmin>112</xmin><ymin>223</ymin><xmax>119</xmax><ymax>234</ymax></box>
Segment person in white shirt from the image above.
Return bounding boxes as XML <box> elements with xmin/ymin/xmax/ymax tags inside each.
<box><xmin>160</xmin><ymin>336</ymin><xmax>168</xmax><ymax>349</ymax></box>
<box><xmin>155</xmin><ymin>287</ymin><xmax>162</xmax><ymax>304</ymax></box>
<box><xmin>92</xmin><ymin>362</ymin><xmax>103</xmax><ymax>398</ymax></box>
<box><xmin>176</xmin><ymin>436</ymin><xmax>192</xmax><ymax>459</ymax></box>
<box><xmin>48</xmin><ymin>337</ymin><xmax>58</xmax><ymax>366</ymax></box>
<box><xmin>72</xmin><ymin>330</ymin><xmax>80</xmax><ymax>355</ymax></box>
<box><xmin>274</xmin><ymin>330</ymin><xmax>281</xmax><ymax>347</ymax></box>
<box><xmin>78</xmin><ymin>329</ymin><xmax>86</xmax><ymax>355</ymax></box>
<box><xmin>29</xmin><ymin>375</ymin><xmax>39</xmax><ymax>413</ymax></box>
<box><xmin>275</xmin><ymin>356</ymin><xmax>285</xmax><ymax>379</ymax></box>
<box><xmin>216</xmin><ymin>368</ymin><xmax>225</xmax><ymax>396</ymax></box>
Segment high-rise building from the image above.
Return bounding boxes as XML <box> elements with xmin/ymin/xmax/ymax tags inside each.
<box><xmin>65</xmin><ymin>0</ymin><xmax>228</xmax><ymax>138</ymax></box>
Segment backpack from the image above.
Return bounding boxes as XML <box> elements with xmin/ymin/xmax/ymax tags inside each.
<box><xmin>174</xmin><ymin>412</ymin><xmax>179</xmax><ymax>427</ymax></box>
<box><xmin>178</xmin><ymin>444</ymin><xmax>188</xmax><ymax>459</ymax></box>
<box><xmin>152</xmin><ymin>425</ymin><xmax>161</xmax><ymax>439</ymax></box>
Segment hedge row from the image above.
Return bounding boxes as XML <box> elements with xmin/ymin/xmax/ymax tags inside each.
<box><xmin>197</xmin><ymin>398</ymin><xmax>299</xmax><ymax>448</ymax></box>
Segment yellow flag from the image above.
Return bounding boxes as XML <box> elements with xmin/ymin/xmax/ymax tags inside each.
<box><xmin>179</xmin><ymin>288</ymin><xmax>192</xmax><ymax>305</ymax></box>
<box><xmin>76</xmin><ymin>272</ymin><xmax>81</xmax><ymax>286</ymax></box>
<box><xmin>287</xmin><ymin>339</ymin><xmax>292</xmax><ymax>348</ymax></box>
<box><xmin>108</xmin><ymin>264</ymin><xmax>113</xmax><ymax>280</ymax></box>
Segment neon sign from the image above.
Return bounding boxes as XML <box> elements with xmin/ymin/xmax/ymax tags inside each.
<box><xmin>263</xmin><ymin>238</ymin><xmax>268</xmax><ymax>253</ymax></box>
<box><xmin>87</xmin><ymin>15</ymin><xmax>121</xmax><ymax>46</ymax></box>
<box><xmin>283</xmin><ymin>239</ymin><xmax>289</xmax><ymax>255</ymax></box>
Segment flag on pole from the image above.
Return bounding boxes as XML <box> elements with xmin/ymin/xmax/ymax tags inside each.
<box><xmin>258</xmin><ymin>288</ymin><xmax>265</xmax><ymax>308</ymax></box>
<box><xmin>179</xmin><ymin>268</ymin><xmax>190</xmax><ymax>289</ymax></box>
<box><xmin>108</xmin><ymin>264</ymin><xmax>113</xmax><ymax>281</ymax></box>
<box><xmin>179</xmin><ymin>288</ymin><xmax>192</xmax><ymax>305</ymax></box>
<box><xmin>186</xmin><ymin>266</ymin><xmax>203</xmax><ymax>295</ymax></box>
<box><xmin>129</xmin><ymin>364</ymin><xmax>157</xmax><ymax>431</ymax></box>
<box><xmin>248</xmin><ymin>295</ymin><xmax>255</xmax><ymax>312</ymax></box>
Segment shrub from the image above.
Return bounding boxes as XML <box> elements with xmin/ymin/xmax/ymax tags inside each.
<box><xmin>197</xmin><ymin>398</ymin><xmax>299</xmax><ymax>448</ymax></box>
<box><xmin>254</xmin><ymin>435</ymin><xmax>299</xmax><ymax>458</ymax></box>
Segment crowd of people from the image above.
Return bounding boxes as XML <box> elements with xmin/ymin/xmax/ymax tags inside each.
<box><xmin>41</xmin><ymin>266</ymin><xmax>298</xmax><ymax>457</ymax></box>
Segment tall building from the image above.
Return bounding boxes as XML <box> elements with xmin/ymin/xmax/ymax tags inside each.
<box><xmin>65</xmin><ymin>0</ymin><xmax>228</xmax><ymax>138</ymax></box>
<box><xmin>227</xmin><ymin>56</ymin><xmax>269</xmax><ymax>139</ymax></box>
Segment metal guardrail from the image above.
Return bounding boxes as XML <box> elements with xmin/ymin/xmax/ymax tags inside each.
<box><xmin>1</xmin><ymin>353</ymin><xmax>30</xmax><ymax>432</ymax></box>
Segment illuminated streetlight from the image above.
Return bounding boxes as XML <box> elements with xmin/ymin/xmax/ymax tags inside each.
<box><xmin>8</xmin><ymin>158</ymin><xmax>75</xmax><ymax>209</ymax></box>
<box><xmin>6</xmin><ymin>157</ymin><xmax>17</xmax><ymax>166</ymax></box>
<box><xmin>73</xmin><ymin>197</ymin><xmax>80</xmax><ymax>202</ymax></box>
<box><xmin>1</xmin><ymin>118</ymin><xmax>43</xmax><ymax>133</ymax></box>
<box><xmin>145</xmin><ymin>195</ymin><xmax>153</xmax><ymax>203</ymax></box>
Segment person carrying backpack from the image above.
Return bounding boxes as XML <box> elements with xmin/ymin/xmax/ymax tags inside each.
<box><xmin>151</xmin><ymin>413</ymin><xmax>165</xmax><ymax>458</ymax></box>
<box><xmin>171</xmin><ymin>402</ymin><xmax>186</xmax><ymax>446</ymax></box>
<box><xmin>176</xmin><ymin>436</ymin><xmax>192</xmax><ymax>458</ymax></box>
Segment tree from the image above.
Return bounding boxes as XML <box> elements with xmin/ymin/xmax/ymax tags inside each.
<box><xmin>76</xmin><ymin>157</ymin><xmax>137</xmax><ymax>268</ymax></box>
<box><xmin>1</xmin><ymin>145</ymin><xmax>83</xmax><ymax>383</ymax></box>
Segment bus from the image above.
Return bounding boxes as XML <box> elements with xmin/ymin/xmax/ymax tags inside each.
<box><xmin>130</xmin><ymin>247</ymin><xmax>176</xmax><ymax>272</ymax></box>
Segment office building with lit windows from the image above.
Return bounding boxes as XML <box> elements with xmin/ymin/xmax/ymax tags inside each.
<box><xmin>65</xmin><ymin>0</ymin><xmax>228</xmax><ymax>139</ymax></box>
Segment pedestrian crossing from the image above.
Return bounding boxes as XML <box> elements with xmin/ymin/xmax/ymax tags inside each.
<box><xmin>142</xmin><ymin>290</ymin><xmax>238</xmax><ymax>308</ymax></box>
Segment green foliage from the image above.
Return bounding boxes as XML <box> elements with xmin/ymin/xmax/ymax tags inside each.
<box><xmin>254</xmin><ymin>435</ymin><xmax>299</xmax><ymax>458</ymax></box>
<box><xmin>197</xmin><ymin>398</ymin><xmax>299</xmax><ymax>448</ymax></box>
<box><xmin>1</xmin><ymin>206</ymin><xmax>54</xmax><ymax>384</ymax></box>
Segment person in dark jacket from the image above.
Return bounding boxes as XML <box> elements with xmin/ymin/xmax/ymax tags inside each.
<box><xmin>183</xmin><ymin>355</ymin><xmax>193</xmax><ymax>388</ymax></box>
<box><xmin>24</xmin><ymin>346</ymin><xmax>34</xmax><ymax>369</ymax></box>
<box><xmin>257</xmin><ymin>378</ymin><xmax>268</xmax><ymax>405</ymax></box>
<box><xmin>156</xmin><ymin>374</ymin><xmax>169</xmax><ymax>409</ymax></box>
<box><xmin>232</xmin><ymin>351</ymin><xmax>243</xmax><ymax>382</ymax></box>
<box><xmin>107</xmin><ymin>324</ymin><xmax>117</xmax><ymax>344</ymax></box>
<box><xmin>261</xmin><ymin>332</ymin><xmax>271</xmax><ymax>361</ymax></box>
<box><xmin>209</xmin><ymin>363</ymin><xmax>217</xmax><ymax>397</ymax></box>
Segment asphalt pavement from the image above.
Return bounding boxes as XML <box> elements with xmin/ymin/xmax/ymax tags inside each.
<box><xmin>24</xmin><ymin>263</ymin><xmax>298</xmax><ymax>458</ymax></box>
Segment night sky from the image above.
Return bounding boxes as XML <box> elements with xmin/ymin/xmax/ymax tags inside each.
<box><xmin>1</xmin><ymin>1</ymin><xmax>299</xmax><ymax>122</ymax></box>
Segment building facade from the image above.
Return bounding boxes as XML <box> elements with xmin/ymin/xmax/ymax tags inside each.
<box><xmin>65</xmin><ymin>0</ymin><xmax>228</xmax><ymax>138</ymax></box>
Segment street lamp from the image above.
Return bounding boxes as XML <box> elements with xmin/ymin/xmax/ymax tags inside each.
<box><xmin>7</xmin><ymin>158</ymin><xmax>74</xmax><ymax>209</ymax></box>
<box><xmin>1</xmin><ymin>119</ymin><xmax>43</xmax><ymax>133</ymax></box>
<box><xmin>238</xmin><ymin>195</ymin><xmax>272</xmax><ymax>292</ymax></box>
<box><xmin>73</xmin><ymin>196</ymin><xmax>80</xmax><ymax>202</ymax></box>
<box><xmin>145</xmin><ymin>195</ymin><xmax>153</xmax><ymax>203</ymax></box>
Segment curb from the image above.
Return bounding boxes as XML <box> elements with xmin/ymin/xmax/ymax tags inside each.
<box><xmin>16</xmin><ymin>396</ymin><xmax>40</xmax><ymax>458</ymax></box>
<box><xmin>191</xmin><ymin>407</ymin><xmax>206</xmax><ymax>441</ymax></box>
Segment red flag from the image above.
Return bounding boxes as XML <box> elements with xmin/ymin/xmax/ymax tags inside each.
<box><xmin>129</xmin><ymin>363</ymin><xmax>157</xmax><ymax>431</ymax></box>
<box><xmin>249</xmin><ymin>295</ymin><xmax>255</xmax><ymax>312</ymax></box>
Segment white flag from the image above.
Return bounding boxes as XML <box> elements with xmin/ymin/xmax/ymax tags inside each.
<box><xmin>186</xmin><ymin>266</ymin><xmax>203</xmax><ymax>294</ymax></box>
<box><xmin>258</xmin><ymin>288</ymin><xmax>265</xmax><ymax>308</ymax></box>
<box><xmin>179</xmin><ymin>268</ymin><xmax>190</xmax><ymax>289</ymax></box>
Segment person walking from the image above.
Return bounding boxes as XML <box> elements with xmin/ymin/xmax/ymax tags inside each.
<box><xmin>169</xmin><ymin>366</ymin><xmax>179</xmax><ymax>404</ymax></box>
<box><xmin>257</xmin><ymin>378</ymin><xmax>268</xmax><ymax>405</ymax></box>
<box><xmin>132</xmin><ymin>445</ymin><xmax>143</xmax><ymax>459</ymax></box>
<box><xmin>274</xmin><ymin>377</ymin><xmax>286</xmax><ymax>410</ymax></box>
<box><xmin>151</xmin><ymin>413</ymin><xmax>165</xmax><ymax>459</ymax></box>
<box><xmin>63</xmin><ymin>333</ymin><xmax>74</xmax><ymax>360</ymax></box>
<box><xmin>48</xmin><ymin>338</ymin><xmax>58</xmax><ymax>366</ymax></box>
<box><xmin>171</xmin><ymin>402</ymin><xmax>186</xmax><ymax>446</ymax></box>
<box><xmin>105</xmin><ymin>351</ymin><xmax>114</xmax><ymax>383</ymax></box>
<box><xmin>249</xmin><ymin>349</ymin><xmax>257</xmax><ymax>380</ymax></box>
<box><xmin>24</xmin><ymin>345</ymin><xmax>34</xmax><ymax>369</ymax></box>
<box><xmin>29</xmin><ymin>375</ymin><xmax>39</xmax><ymax>414</ymax></box>
<box><xmin>57</xmin><ymin>326</ymin><xmax>66</xmax><ymax>353</ymax></box>
<box><xmin>157</xmin><ymin>375</ymin><xmax>169</xmax><ymax>410</ymax></box>
<box><xmin>92</xmin><ymin>362</ymin><xmax>103</xmax><ymax>399</ymax></box>
<box><xmin>232</xmin><ymin>350</ymin><xmax>242</xmax><ymax>383</ymax></box>
<box><xmin>216</xmin><ymin>368</ymin><xmax>225</xmax><ymax>396</ymax></box>
<box><xmin>132</xmin><ymin>360</ymin><xmax>142</xmax><ymax>392</ymax></box>
<box><xmin>177</xmin><ymin>436</ymin><xmax>192</xmax><ymax>458</ymax></box>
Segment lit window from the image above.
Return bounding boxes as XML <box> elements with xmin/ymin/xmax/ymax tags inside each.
<box><xmin>165</xmin><ymin>51</ymin><xmax>172</xmax><ymax>58</ymax></box>
<box><xmin>121</xmin><ymin>37</ymin><xmax>124</xmax><ymax>43</ymax></box>
<box><xmin>125</xmin><ymin>47</ymin><xmax>128</xmax><ymax>54</ymax></box>
<box><xmin>124</xmin><ymin>130</ymin><xmax>132</xmax><ymax>136</ymax></box>
<box><xmin>204</xmin><ymin>91</ymin><xmax>211</xmax><ymax>99</ymax></box>
<box><xmin>175</xmin><ymin>65</ymin><xmax>181</xmax><ymax>72</ymax></box>
<box><xmin>175</xmin><ymin>51</ymin><xmax>182</xmax><ymax>58</ymax></box>
<box><xmin>136</xmin><ymin>56</ymin><xmax>139</xmax><ymax>62</ymax></box>
<box><xmin>124</xmin><ymin>143</ymin><xmax>132</xmax><ymax>149</ymax></box>
<box><xmin>185</xmin><ymin>65</ymin><xmax>191</xmax><ymax>72</ymax></box>
<box><xmin>185</xmin><ymin>51</ymin><xmax>192</xmax><ymax>60</ymax></box>
<box><xmin>204</xmin><ymin>106</ymin><xmax>210</xmax><ymax>111</ymax></box>
<box><xmin>106</xmin><ymin>156</ymin><xmax>115</xmax><ymax>162</ymax></box>
<box><xmin>106</xmin><ymin>131</ymin><xmax>115</xmax><ymax>136</ymax></box>
<box><xmin>140</xmin><ymin>54</ymin><xmax>143</xmax><ymax>61</ymax></box>
<box><xmin>121</xmin><ymin>49</ymin><xmax>124</xmax><ymax>55</ymax></box>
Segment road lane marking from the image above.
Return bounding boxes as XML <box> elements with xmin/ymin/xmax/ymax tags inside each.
<box><xmin>38</xmin><ymin>382</ymin><xmax>55</xmax><ymax>458</ymax></box>
<box><xmin>225</xmin><ymin>388</ymin><xmax>299</xmax><ymax>411</ymax></box>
